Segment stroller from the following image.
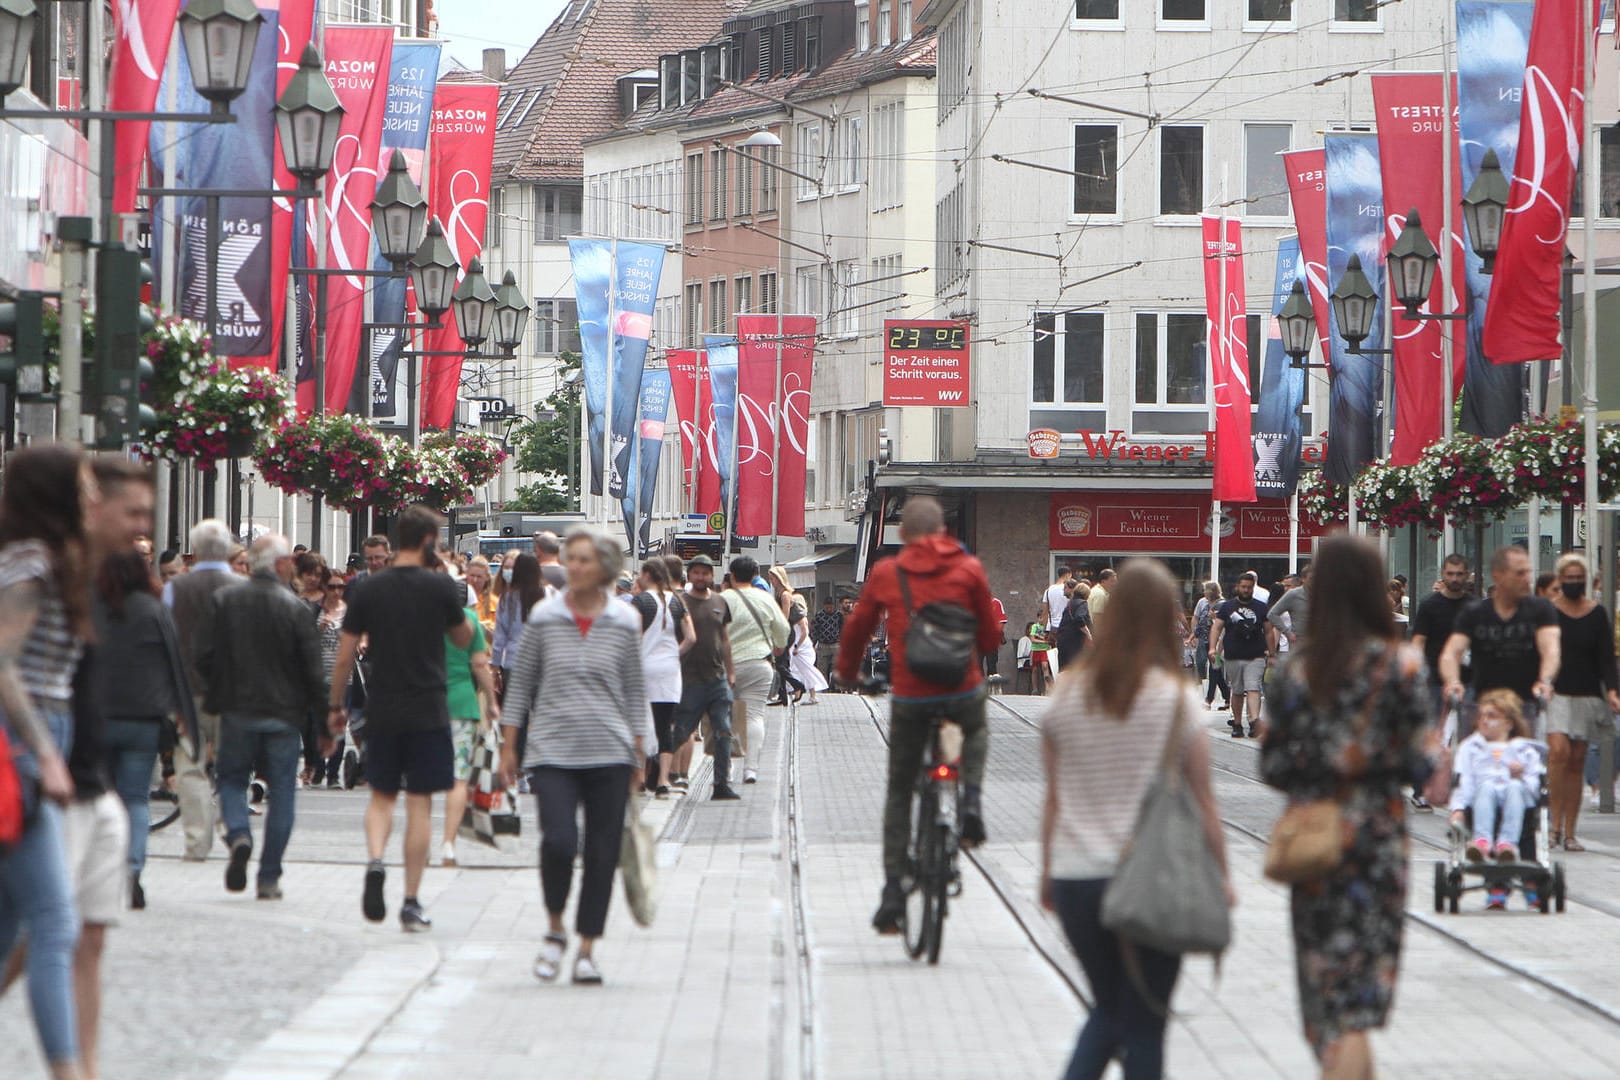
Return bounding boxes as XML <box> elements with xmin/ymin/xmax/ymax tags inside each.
<box><xmin>1432</xmin><ymin>716</ymin><xmax>1567</xmax><ymax>915</ymax></box>
<box><xmin>338</xmin><ymin>660</ymin><xmax>369</xmax><ymax>790</ymax></box>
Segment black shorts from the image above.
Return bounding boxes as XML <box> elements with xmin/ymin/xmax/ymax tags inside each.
<box><xmin>650</xmin><ymin>701</ymin><xmax>677</xmax><ymax>754</ymax></box>
<box><xmin>364</xmin><ymin>726</ymin><xmax>455</xmax><ymax>795</ymax></box>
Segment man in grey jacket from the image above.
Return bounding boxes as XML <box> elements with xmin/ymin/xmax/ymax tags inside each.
<box><xmin>194</xmin><ymin>535</ymin><xmax>328</xmax><ymax>900</ymax></box>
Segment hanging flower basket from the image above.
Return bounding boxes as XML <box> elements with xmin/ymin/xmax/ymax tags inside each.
<box><xmin>254</xmin><ymin>414</ymin><xmax>391</xmax><ymax>511</ymax></box>
<box><xmin>423</xmin><ymin>431</ymin><xmax>506</xmax><ymax>487</ymax></box>
<box><xmin>1299</xmin><ymin>468</ymin><xmax>1348</xmax><ymax>527</ymax></box>
<box><xmin>414</xmin><ymin>444</ymin><xmax>474</xmax><ymax>512</ymax></box>
<box><xmin>141</xmin><ymin>314</ymin><xmax>289</xmax><ymax>469</ymax></box>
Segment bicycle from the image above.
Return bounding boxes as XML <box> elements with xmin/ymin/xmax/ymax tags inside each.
<box><xmin>862</xmin><ymin>679</ymin><xmax>964</xmax><ymax>965</ymax></box>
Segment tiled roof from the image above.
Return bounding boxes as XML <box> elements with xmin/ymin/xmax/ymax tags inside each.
<box><xmin>494</xmin><ymin>0</ymin><xmax>747</xmax><ymax>183</ymax></box>
<box><xmin>784</xmin><ymin>31</ymin><xmax>936</xmax><ymax>101</ymax></box>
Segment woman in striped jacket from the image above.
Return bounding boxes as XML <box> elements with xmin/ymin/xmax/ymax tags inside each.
<box><xmin>499</xmin><ymin>526</ymin><xmax>648</xmax><ymax>986</ymax></box>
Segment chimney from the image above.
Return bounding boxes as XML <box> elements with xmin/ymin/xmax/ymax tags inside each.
<box><xmin>482</xmin><ymin>48</ymin><xmax>506</xmax><ymax>82</ymax></box>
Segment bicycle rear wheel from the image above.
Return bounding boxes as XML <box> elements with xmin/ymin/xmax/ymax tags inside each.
<box><xmin>923</xmin><ymin>822</ymin><xmax>949</xmax><ymax>965</ymax></box>
<box><xmin>904</xmin><ymin>789</ymin><xmax>938</xmax><ymax>960</ymax></box>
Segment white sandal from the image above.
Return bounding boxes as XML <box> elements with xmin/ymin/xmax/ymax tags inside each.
<box><xmin>533</xmin><ymin>933</ymin><xmax>567</xmax><ymax>982</ymax></box>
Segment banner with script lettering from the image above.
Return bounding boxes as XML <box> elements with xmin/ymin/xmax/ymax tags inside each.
<box><xmin>293</xmin><ymin>26</ymin><xmax>393</xmax><ymax>413</ymax></box>
<box><xmin>1483</xmin><ymin>0</ymin><xmax>1605</xmax><ymax>365</ymax></box>
<box><xmin>1323</xmin><ymin>133</ymin><xmax>1386</xmax><ymax>484</ymax></box>
<box><xmin>420</xmin><ymin>81</ymin><xmax>499</xmax><ymax>430</ymax></box>
<box><xmin>110</xmin><ymin>0</ymin><xmax>181</xmax><ymax>215</ymax></box>
<box><xmin>352</xmin><ymin>41</ymin><xmax>440</xmax><ymax>420</ymax></box>
<box><xmin>736</xmin><ymin>314</ymin><xmax>817</xmax><ymax>537</ymax></box>
<box><xmin>705</xmin><ymin>335</ymin><xmax>740</xmax><ymax>529</ymax></box>
<box><xmin>1283</xmin><ymin>149</ymin><xmax>1334</xmax><ymax>368</ymax></box>
<box><xmin>1371</xmin><ymin>72</ymin><xmax>1467</xmax><ymax>465</ymax></box>
<box><xmin>569</xmin><ymin>239</ymin><xmax>667</xmax><ymax>496</ymax></box>
<box><xmin>1199</xmin><ymin>217</ymin><xmax>1255</xmax><ymax>503</ymax></box>
<box><xmin>622</xmin><ymin>369</ymin><xmax>671</xmax><ymax>555</ymax></box>
<box><xmin>667</xmin><ymin>348</ymin><xmax>713</xmax><ymax>511</ymax></box>
<box><xmin>1253</xmin><ymin>238</ymin><xmax>1307</xmax><ymax>499</ymax></box>
<box><xmin>1457</xmin><ymin>0</ymin><xmax>1535</xmax><ymax>435</ymax></box>
<box><xmin>151</xmin><ymin>2</ymin><xmax>281</xmax><ymax>365</ymax></box>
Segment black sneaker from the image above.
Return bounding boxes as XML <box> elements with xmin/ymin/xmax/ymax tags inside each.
<box><xmin>960</xmin><ymin>786</ymin><xmax>987</xmax><ymax>846</ymax></box>
<box><xmin>711</xmin><ymin>785</ymin><xmax>742</xmax><ymax>801</ymax></box>
<box><xmin>130</xmin><ymin>874</ymin><xmax>145</xmax><ymax>911</ymax></box>
<box><xmin>363</xmin><ymin>860</ymin><xmax>387</xmax><ymax>922</ymax></box>
<box><xmin>872</xmin><ymin>880</ymin><xmax>905</xmax><ymax>935</ymax></box>
<box><xmin>225</xmin><ymin>837</ymin><xmax>252</xmax><ymax>893</ymax></box>
<box><xmin>400</xmin><ymin>898</ymin><xmax>431</xmax><ymax>933</ymax></box>
<box><xmin>1229</xmin><ymin>719</ymin><xmax>1244</xmax><ymax>738</ymax></box>
<box><xmin>1246</xmin><ymin>723</ymin><xmax>1262</xmax><ymax>739</ymax></box>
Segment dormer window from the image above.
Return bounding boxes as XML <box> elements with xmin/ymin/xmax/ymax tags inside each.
<box><xmin>758</xmin><ymin>27</ymin><xmax>774</xmax><ymax>80</ymax></box>
<box><xmin>804</xmin><ymin>18</ymin><xmax>822</xmax><ymax>71</ymax></box>
<box><xmin>681</xmin><ymin>50</ymin><xmax>700</xmax><ymax>105</ymax></box>
<box><xmin>618</xmin><ymin>70</ymin><xmax>658</xmax><ymax>117</ymax></box>
<box><xmin>701</xmin><ymin>46</ymin><xmax>722</xmax><ymax>98</ymax></box>
<box><xmin>659</xmin><ymin>55</ymin><xmax>677</xmax><ymax>110</ymax></box>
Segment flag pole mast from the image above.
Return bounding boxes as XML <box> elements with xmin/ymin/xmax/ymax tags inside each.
<box><xmin>1441</xmin><ymin>16</ymin><xmax>1457</xmax><ymax>567</ymax></box>
<box><xmin>1211</xmin><ymin>196</ymin><xmax>1226</xmax><ymax>586</ymax></box>
<box><xmin>602</xmin><ymin>237</ymin><xmax>618</xmax><ymax>532</ymax></box>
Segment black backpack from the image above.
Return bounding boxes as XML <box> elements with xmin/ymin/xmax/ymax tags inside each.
<box><xmin>897</xmin><ymin>567</ymin><xmax>979</xmax><ymax>687</ymax></box>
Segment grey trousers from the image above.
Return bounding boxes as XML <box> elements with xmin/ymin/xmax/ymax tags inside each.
<box><xmin>731</xmin><ymin>658</ymin><xmax>775</xmax><ymax>768</ymax></box>
<box><xmin>175</xmin><ymin>697</ymin><xmax>220</xmax><ymax>859</ymax></box>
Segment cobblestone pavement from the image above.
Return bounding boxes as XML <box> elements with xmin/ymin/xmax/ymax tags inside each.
<box><xmin>7</xmin><ymin>693</ymin><xmax>1620</xmax><ymax>1077</ymax></box>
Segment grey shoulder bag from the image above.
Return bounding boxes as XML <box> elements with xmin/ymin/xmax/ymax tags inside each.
<box><xmin>1100</xmin><ymin>693</ymin><xmax>1231</xmax><ymax>962</ymax></box>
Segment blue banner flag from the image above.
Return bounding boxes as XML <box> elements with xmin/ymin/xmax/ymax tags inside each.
<box><xmin>1323</xmin><ymin>133</ymin><xmax>1386</xmax><ymax>484</ymax></box>
<box><xmin>1457</xmin><ymin>0</ymin><xmax>1534</xmax><ymax>437</ymax></box>
<box><xmin>705</xmin><ymin>335</ymin><xmax>740</xmax><ymax>528</ymax></box>
<box><xmin>570</xmin><ymin>238</ymin><xmax>667</xmax><ymax>497</ymax></box>
<box><xmin>1253</xmin><ymin>237</ymin><xmax>1307</xmax><ymax>498</ymax></box>
<box><xmin>622</xmin><ymin>368</ymin><xmax>671</xmax><ymax>555</ymax></box>
<box><xmin>356</xmin><ymin>41</ymin><xmax>441</xmax><ymax>420</ymax></box>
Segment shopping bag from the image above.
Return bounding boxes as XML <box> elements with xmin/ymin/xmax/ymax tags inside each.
<box><xmin>0</xmin><ymin>729</ymin><xmax>30</xmax><ymax>850</ymax></box>
<box><xmin>460</xmin><ymin>725</ymin><xmax>522</xmax><ymax>848</ymax></box>
<box><xmin>619</xmin><ymin>805</ymin><xmax>658</xmax><ymax>927</ymax></box>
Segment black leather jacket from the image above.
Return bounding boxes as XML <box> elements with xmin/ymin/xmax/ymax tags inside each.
<box><xmin>193</xmin><ymin>572</ymin><xmax>327</xmax><ymax>725</ymax></box>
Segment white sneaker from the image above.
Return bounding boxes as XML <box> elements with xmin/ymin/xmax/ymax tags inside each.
<box><xmin>572</xmin><ymin>954</ymin><xmax>603</xmax><ymax>985</ymax></box>
<box><xmin>744</xmin><ymin>769</ymin><xmax>759</xmax><ymax>785</ymax></box>
<box><xmin>440</xmin><ymin>842</ymin><xmax>456</xmax><ymax>867</ymax></box>
<box><xmin>534</xmin><ymin>933</ymin><xmax>566</xmax><ymax>982</ymax></box>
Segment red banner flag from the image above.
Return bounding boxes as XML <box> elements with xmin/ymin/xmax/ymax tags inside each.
<box><xmin>735</xmin><ymin>314</ymin><xmax>816</xmax><ymax>538</ymax></box>
<box><xmin>1372</xmin><ymin>72</ymin><xmax>1467</xmax><ymax>465</ymax></box>
<box><xmin>1283</xmin><ymin>149</ymin><xmax>1334</xmax><ymax>367</ymax></box>
<box><xmin>110</xmin><ymin>0</ymin><xmax>181</xmax><ymax>214</ymax></box>
<box><xmin>264</xmin><ymin>0</ymin><xmax>317</xmax><ymax>371</ymax></box>
<box><xmin>667</xmin><ymin>348</ymin><xmax>710</xmax><ymax>509</ymax></box>
<box><xmin>1484</xmin><ymin>0</ymin><xmax>1605</xmax><ymax>365</ymax></box>
<box><xmin>295</xmin><ymin>26</ymin><xmax>392</xmax><ymax>414</ymax></box>
<box><xmin>1201</xmin><ymin>217</ymin><xmax>1255</xmax><ymax>504</ymax></box>
<box><xmin>421</xmin><ymin>82</ymin><xmax>499</xmax><ymax>429</ymax></box>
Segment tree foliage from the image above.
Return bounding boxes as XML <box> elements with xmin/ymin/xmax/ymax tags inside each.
<box><xmin>510</xmin><ymin>351</ymin><xmax>582</xmax><ymax>511</ymax></box>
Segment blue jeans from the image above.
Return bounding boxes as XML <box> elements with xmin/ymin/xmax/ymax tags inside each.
<box><xmin>672</xmin><ymin>676</ymin><xmax>734</xmax><ymax>788</ymax></box>
<box><xmin>102</xmin><ymin>717</ymin><xmax>163</xmax><ymax>877</ymax></box>
<box><xmin>1472</xmin><ymin>781</ymin><xmax>1529</xmax><ymax>847</ymax></box>
<box><xmin>0</xmin><ymin>701</ymin><xmax>81</xmax><ymax>1064</ymax></box>
<box><xmin>216</xmin><ymin>714</ymin><xmax>302</xmax><ymax>885</ymax></box>
<box><xmin>1052</xmin><ymin>878</ymin><xmax>1181</xmax><ymax>1080</ymax></box>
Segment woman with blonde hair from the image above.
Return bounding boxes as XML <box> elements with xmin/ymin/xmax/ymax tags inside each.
<box><xmin>465</xmin><ymin>555</ymin><xmax>498</xmax><ymax>636</ymax></box>
<box><xmin>768</xmin><ymin>565</ymin><xmax>828</xmax><ymax>706</ymax></box>
<box><xmin>1547</xmin><ymin>551</ymin><xmax>1619</xmax><ymax>850</ymax></box>
<box><xmin>1040</xmin><ymin>559</ymin><xmax>1230</xmax><ymax>1080</ymax></box>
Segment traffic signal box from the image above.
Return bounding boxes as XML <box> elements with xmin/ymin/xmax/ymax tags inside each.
<box><xmin>0</xmin><ymin>291</ymin><xmax>47</xmax><ymax>401</ymax></box>
<box><xmin>91</xmin><ymin>246</ymin><xmax>157</xmax><ymax>449</ymax></box>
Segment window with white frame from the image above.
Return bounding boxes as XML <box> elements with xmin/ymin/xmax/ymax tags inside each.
<box><xmin>1073</xmin><ymin>124</ymin><xmax>1119</xmax><ymax>215</ymax></box>
<box><xmin>684</xmin><ymin>282</ymin><xmax>704</xmax><ymax>346</ymax></box>
<box><xmin>1248</xmin><ymin>0</ymin><xmax>1292</xmax><ymax>22</ymax></box>
<box><xmin>1570</xmin><ymin>127</ymin><xmax>1620</xmax><ymax>217</ymax></box>
<box><xmin>1032</xmin><ymin>312</ymin><xmax>1105</xmax><ymax>405</ymax></box>
<box><xmin>1243</xmin><ymin>123</ymin><xmax>1291</xmax><ymax>217</ymax></box>
<box><xmin>871</xmin><ymin>101</ymin><xmax>904</xmax><ymax>211</ymax></box>
<box><xmin>1075</xmin><ymin>0</ymin><xmax>1119</xmax><ymax>18</ymax></box>
<box><xmin>1333</xmin><ymin>0</ymin><xmax>1378</xmax><ymax>23</ymax></box>
<box><xmin>857</xmin><ymin>3</ymin><xmax>871</xmax><ymax>52</ymax></box>
<box><xmin>834</xmin><ymin>260</ymin><xmax>858</xmax><ymax>337</ymax></box>
<box><xmin>868</xmin><ymin>253</ymin><xmax>903</xmax><ymax>333</ymax></box>
<box><xmin>533</xmin><ymin>185</ymin><xmax>582</xmax><ymax>242</ymax></box>
<box><xmin>899</xmin><ymin>0</ymin><xmax>912</xmax><ymax>40</ymax></box>
<box><xmin>710</xmin><ymin>278</ymin><xmax>729</xmax><ymax>334</ymax></box>
<box><xmin>685</xmin><ymin>152</ymin><xmax>704</xmax><ymax>225</ymax></box>
<box><xmin>1243</xmin><ymin>315</ymin><xmax>1274</xmax><ymax>414</ymax></box>
<box><xmin>795</xmin><ymin>121</ymin><xmax>824</xmax><ymax>199</ymax></box>
<box><xmin>735</xmin><ymin>274</ymin><xmax>753</xmax><ymax>315</ymax></box>
<box><xmin>938</xmin><ymin>6</ymin><xmax>969</xmax><ymax>118</ymax></box>
<box><xmin>1159</xmin><ymin>125</ymin><xmax>1204</xmax><ymax>215</ymax></box>
<box><xmin>1161</xmin><ymin>0</ymin><xmax>1205</xmax><ymax>21</ymax></box>
<box><xmin>710</xmin><ymin>148</ymin><xmax>728</xmax><ymax>220</ymax></box>
<box><xmin>759</xmin><ymin>271</ymin><xmax>779</xmax><ymax>314</ymax></box>
<box><xmin>834</xmin><ymin>114</ymin><xmax>864</xmax><ymax>190</ymax></box>
<box><xmin>736</xmin><ymin>150</ymin><xmax>754</xmax><ymax>216</ymax></box>
<box><xmin>1133</xmin><ymin>312</ymin><xmax>1206</xmax><ymax>406</ymax></box>
<box><xmin>486</xmin><ymin>186</ymin><xmax>503</xmax><ymax>248</ymax></box>
<box><xmin>878</xmin><ymin>0</ymin><xmax>892</xmax><ymax>46</ymax></box>
<box><xmin>817</xmin><ymin>413</ymin><xmax>834</xmax><ymax>505</ymax></box>
<box><xmin>936</xmin><ymin>182</ymin><xmax>966</xmax><ymax>291</ymax></box>
<box><xmin>759</xmin><ymin>145</ymin><xmax>780</xmax><ymax>213</ymax></box>
<box><xmin>533</xmin><ymin>299</ymin><xmax>581</xmax><ymax>355</ymax></box>
<box><xmin>796</xmin><ymin>264</ymin><xmax>824</xmax><ymax>317</ymax></box>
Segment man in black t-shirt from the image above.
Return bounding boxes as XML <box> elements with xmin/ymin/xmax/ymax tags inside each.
<box><xmin>329</xmin><ymin>505</ymin><xmax>472</xmax><ymax>932</ymax></box>
<box><xmin>1210</xmin><ymin>575</ymin><xmax>1275</xmax><ymax>739</ymax></box>
<box><xmin>1440</xmin><ymin>546</ymin><xmax>1560</xmax><ymax>727</ymax></box>
<box><xmin>1411</xmin><ymin>554</ymin><xmax>1474</xmax><ymax>712</ymax></box>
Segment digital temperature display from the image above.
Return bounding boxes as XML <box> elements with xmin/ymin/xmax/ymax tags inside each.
<box><xmin>882</xmin><ymin>319</ymin><xmax>972</xmax><ymax>408</ymax></box>
<box><xmin>887</xmin><ymin>324</ymin><xmax>968</xmax><ymax>351</ymax></box>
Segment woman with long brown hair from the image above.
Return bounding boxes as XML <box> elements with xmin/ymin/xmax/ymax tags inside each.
<box><xmin>0</xmin><ymin>443</ymin><xmax>98</xmax><ymax>1079</ymax></box>
<box><xmin>1261</xmin><ymin>533</ymin><xmax>1435</xmax><ymax>1080</ymax></box>
<box><xmin>1039</xmin><ymin>559</ymin><xmax>1229</xmax><ymax>1080</ymax></box>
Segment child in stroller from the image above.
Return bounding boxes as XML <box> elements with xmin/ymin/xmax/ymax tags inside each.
<box><xmin>1448</xmin><ymin>689</ymin><xmax>1545</xmax><ymax>909</ymax></box>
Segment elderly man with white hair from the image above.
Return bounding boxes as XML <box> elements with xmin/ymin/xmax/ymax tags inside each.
<box><xmin>193</xmin><ymin>534</ymin><xmax>328</xmax><ymax>900</ymax></box>
<box><xmin>163</xmin><ymin>519</ymin><xmax>239</xmax><ymax>860</ymax></box>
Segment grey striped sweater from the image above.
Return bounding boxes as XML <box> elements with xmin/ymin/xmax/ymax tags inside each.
<box><xmin>500</xmin><ymin>590</ymin><xmax>648</xmax><ymax>770</ymax></box>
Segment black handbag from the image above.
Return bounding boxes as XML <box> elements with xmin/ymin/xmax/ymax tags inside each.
<box><xmin>896</xmin><ymin>568</ymin><xmax>978</xmax><ymax>687</ymax></box>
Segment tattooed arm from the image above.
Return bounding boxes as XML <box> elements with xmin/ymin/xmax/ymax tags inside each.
<box><xmin>0</xmin><ymin>579</ymin><xmax>74</xmax><ymax>803</ymax></box>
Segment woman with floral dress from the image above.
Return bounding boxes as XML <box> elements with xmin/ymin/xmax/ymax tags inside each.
<box><xmin>1261</xmin><ymin>534</ymin><xmax>1436</xmax><ymax>1080</ymax></box>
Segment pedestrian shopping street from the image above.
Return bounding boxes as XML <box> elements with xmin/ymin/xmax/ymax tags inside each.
<box><xmin>8</xmin><ymin>693</ymin><xmax>1620</xmax><ymax>1080</ymax></box>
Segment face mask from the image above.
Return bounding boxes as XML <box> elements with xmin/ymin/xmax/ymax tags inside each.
<box><xmin>1562</xmin><ymin>581</ymin><xmax>1586</xmax><ymax>600</ymax></box>
<box><xmin>501</xmin><ymin>568</ymin><xmax>514</xmax><ymax>583</ymax></box>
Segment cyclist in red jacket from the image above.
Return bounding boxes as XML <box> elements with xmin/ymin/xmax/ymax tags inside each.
<box><xmin>836</xmin><ymin>495</ymin><xmax>1002</xmax><ymax>934</ymax></box>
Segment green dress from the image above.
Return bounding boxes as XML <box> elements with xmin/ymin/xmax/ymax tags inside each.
<box><xmin>1260</xmin><ymin>640</ymin><xmax>1434</xmax><ymax>1059</ymax></box>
